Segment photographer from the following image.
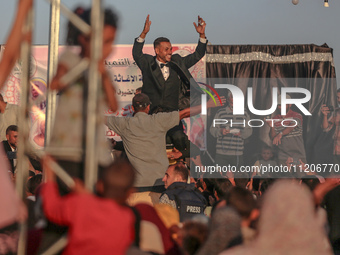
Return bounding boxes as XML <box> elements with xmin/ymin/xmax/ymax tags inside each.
<box><xmin>321</xmin><ymin>88</ymin><xmax>340</xmax><ymax>165</ymax></box>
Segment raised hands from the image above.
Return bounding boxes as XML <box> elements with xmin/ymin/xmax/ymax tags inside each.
<box><xmin>193</xmin><ymin>15</ymin><xmax>206</xmax><ymax>38</ymax></box>
<box><xmin>140</xmin><ymin>14</ymin><xmax>151</xmax><ymax>39</ymax></box>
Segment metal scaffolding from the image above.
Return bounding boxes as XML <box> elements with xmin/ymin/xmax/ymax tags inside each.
<box><xmin>15</xmin><ymin>0</ymin><xmax>104</xmax><ymax>253</ymax></box>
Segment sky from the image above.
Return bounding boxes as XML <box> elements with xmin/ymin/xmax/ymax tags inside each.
<box><xmin>1</xmin><ymin>0</ymin><xmax>339</xmax><ymax>85</ymax></box>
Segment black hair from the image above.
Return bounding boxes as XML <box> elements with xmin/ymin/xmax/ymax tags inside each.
<box><xmin>98</xmin><ymin>157</ymin><xmax>135</xmax><ymax>203</ymax></box>
<box><xmin>214</xmin><ymin>178</ymin><xmax>233</xmax><ymax>199</ymax></box>
<box><xmin>66</xmin><ymin>7</ymin><xmax>119</xmax><ymax>45</ymax></box>
<box><xmin>27</xmin><ymin>174</ymin><xmax>43</xmax><ymax>195</ymax></box>
<box><xmin>234</xmin><ymin>172</ymin><xmax>250</xmax><ymax>188</ymax></box>
<box><xmin>6</xmin><ymin>125</ymin><xmax>18</xmax><ymax>135</ymax></box>
<box><xmin>226</xmin><ymin>186</ymin><xmax>257</xmax><ymax>219</ymax></box>
<box><xmin>301</xmin><ymin>176</ymin><xmax>321</xmax><ymax>191</ymax></box>
<box><xmin>153</xmin><ymin>37</ymin><xmax>170</xmax><ymax>49</ymax></box>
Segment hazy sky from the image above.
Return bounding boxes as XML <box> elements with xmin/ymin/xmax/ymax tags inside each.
<box><xmin>1</xmin><ymin>0</ymin><xmax>339</xmax><ymax>84</ymax></box>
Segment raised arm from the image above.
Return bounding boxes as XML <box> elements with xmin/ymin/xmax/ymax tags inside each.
<box><xmin>99</xmin><ymin>61</ymin><xmax>118</xmax><ymax>112</ymax></box>
<box><xmin>139</xmin><ymin>14</ymin><xmax>151</xmax><ymax>39</ymax></box>
<box><xmin>193</xmin><ymin>15</ymin><xmax>206</xmax><ymax>39</ymax></box>
<box><xmin>0</xmin><ymin>0</ymin><xmax>33</xmax><ymax>89</ymax></box>
<box><xmin>182</xmin><ymin>16</ymin><xmax>207</xmax><ymax>69</ymax></box>
<box><xmin>132</xmin><ymin>15</ymin><xmax>151</xmax><ymax>68</ymax></box>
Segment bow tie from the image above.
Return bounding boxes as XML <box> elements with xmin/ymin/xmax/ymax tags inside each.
<box><xmin>160</xmin><ymin>63</ymin><xmax>169</xmax><ymax>69</ymax></box>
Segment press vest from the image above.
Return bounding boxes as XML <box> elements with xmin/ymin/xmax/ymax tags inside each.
<box><xmin>162</xmin><ymin>182</ymin><xmax>206</xmax><ymax>222</ymax></box>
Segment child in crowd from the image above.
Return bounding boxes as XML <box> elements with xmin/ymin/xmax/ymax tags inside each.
<box><xmin>41</xmin><ymin>156</ymin><xmax>135</xmax><ymax>255</ymax></box>
<box><xmin>47</xmin><ymin>7</ymin><xmax>118</xmax><ymax>187</ymax></box>
<box><xmin>252</xmin><ymin>145</ymin><xmax>277</xmax><ymax>178</ymax></box>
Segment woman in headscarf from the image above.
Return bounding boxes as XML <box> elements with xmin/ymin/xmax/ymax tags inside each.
<box><xmin>220</xmin><ymin>180</ymin><xmax>332</xmax><ymax>255</ymax></box>
<box><xmin>196</xmin><ymin>207</ymin><xmax>242</xmax><ymax>255</ymax></box>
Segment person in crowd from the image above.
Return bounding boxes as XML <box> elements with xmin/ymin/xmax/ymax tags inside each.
<box><xmin>210</xmin><ymin>178</ymin><xmax>233</xmax><ymax>208</ymax></box>
<box><xmin>226</xmin><ymin>187</ymin><xmax>259</xmax><ymax>245</ymax></box>
<box><xmin>133</xmin><ymin>203</ymin><xmax>181</xmax><ymax>255</ymax></box>
<box><xmin>270</xmin><ymin>94</ymin><xmax>307</xmax><ymax>166</ymax></box>
<box><xmin>220</xmin><ymin>180</ymin><xmax>333</xmax><ymax>255</ymax></box>
<box><xmin>47</xmin><ymin>7</ymin><xmax>119</xmax><ymax>186</ymax></box>
<box><xmin>37</xmin><ymin>7</ymin><xmax>120</xmax><ymax>253</ymax></box>
<box><xmin>234</xmin><ymin>172</ymin><xmax>251</xmax><ymax>189</ymax></box>
<box><xmin>0</xmin><ymin>94</ymin><xmax>18</xmax><ymax>142</ymax></box>
<box><xmin>41</xmin><ymin>156</ymin><xmax>136</xmax><ymax>255</ymax></box>
<box><xmin>196</xmin><ymin>207</ymin><xmax>242</xmax><ymax>255</ymax></box>
<box><xmin>132</xmin><ymin>14</ymin><xmax>207</xmax><ymax>160</ymax></box>
<box><xmin>0</xmin><ymin>0</ymin><xmax>32</xmax><ymax>251</ymax></box>
<box><xmin>210</xmin><ymin>91</ymin><xmax>252</xmax><ymax>178</ymax></box>
<box><xmin>159</xmin><ymin>162</ymin><xmax>206</xmax><ymax>222</ymax></box>
<box><xmin>321</xmin><ymin>88</ymin><xmax>340</xmax><ymax>165</ymax></box>
<box><xmin>200</xmin><ymin>175</ymin><xmax>216</xmax><ymax>206</ymax></box>
<box><xmin>106</xmin><ymin>93</ymin><xmax>221</xmax><ymax>205</ymax></box>
<box><xmin>1</xmin><ymin>125</ymin><xmax>18</xmax><ymax>174</ymax></box>
<box><xmin>177</xmin><ymin>219</ymin><xmax>208</xmax><ymax>255</ymax></box>
<box><xmin>252</xmin><ymin>144</ymin><xmax>277</xmax><ymax>178</ymax></box>
<box><xmin>322</xmin><ymin>183</ymin><xmax>340</xmax><ymax>254</ymax></box>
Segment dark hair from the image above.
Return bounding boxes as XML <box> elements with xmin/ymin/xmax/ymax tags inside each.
<box><xmin>261</xmin><ymin>144</ymin><xmax>273</xmax><ymax>153</ymax></box>
<box><xmin>66</xmin><ymin>7</ymin><xmax>119</xmax><ymax>45</ymax></box>
<box><xmin>226</xmin><ymin>186</ymin><xmax>257</xmax><ymax>219</ymax></box>
<box><xmin>202</xmin><ymin>177</ymin><xmax>214</xmax><ymax>193</ymax></box>
<box><xmin>260</xmin><ymin>178</ymin><xmax>276</xmax><ymax>194</ymax></box>
<box><xmin>132</xmin><ymin>93</ymin><xmax>150</xmax><ymax>112</ymax></box>
<box><xmin>234</xmin><ymin>172</ymin><xmax>250</xmax><ymax>188</ymax></box>
<box><xmin>27</xmin><ymin>174</ymin><xmax>43</xmax><ymax>195</ymax></box>
<box><xmin>173</xmin><ymin>162</ymin><xmax>189</xmax><ymax>182</ymax></box>
<box><xmin>0</xmin><ymin>94</ymin><xmax>4</xmax><ymax>102</ymax></box>
<box><xmin>153</xmin><ymin>37</ymin><xmax>170</xmax><ymax>49</ymax></box>
<box><xmin>98</xmin><ymin>158</ymin><xmax>135</xmax><ymax>203</ymax></box>
<box><xmin>337</xmin><ymin>88</ymin><xmax>340</xmax><ymax>93</ymax></box>
<box><xmin>252</xmin><ymin>176</ymin><xmax>261</xmax><ymax>191</ymax></box>
<box><xmin>6</xmin><ymin>125</ymin><xmax>18</xmax><ymax>135</ymax></box>
<box><xmin>182</xmin><ymin>221</ymin><xmax>208</xmax><ymax>255</ymax></box>
<box><xmin>214</xmin><ymin>178</ymin><xmax>233</xmax><ymax>199</ymax></box>
<box><xmin>301</xmin><ymin>176</ymin><xmax>321</xmax><ymax>191</ymax></box>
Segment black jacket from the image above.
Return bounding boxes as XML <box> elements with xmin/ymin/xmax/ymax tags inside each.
<box><xmin>132</xmin><ymin>38</ymin><xmax>206</xmax><ymax>112</ymax></box>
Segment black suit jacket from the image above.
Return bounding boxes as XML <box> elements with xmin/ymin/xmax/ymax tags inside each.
<box><xmin>2</xmin><ymin>140</ymin><xmax>16</xmax><ymax>173</ymax></box>
<box><xmin>132</xmin><ymin>38</ymin><xmax>206</xmax><ymax>112</ymax></box>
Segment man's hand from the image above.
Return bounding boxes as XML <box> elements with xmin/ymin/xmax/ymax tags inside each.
<box><xmin>321</xmin><ymin>104</ymin><xmax>330</xmax><ymax>116</ymax></box>
<box><xmin>167</xmin><ymin>148</ymin><xmax>183</xmax><ymax>160</ymax></box>
<box><xmin>193</xmin><ymin>16</ymin><xmax>206</xmax><ymax>38</ymax></box>
<box><xmin>140</xmin><ymin>15</ymin><xmax>151</xmax><ymax>39</ymax></box>
<box><xmin>207</xmin><ymin>95</ymin><xmax>226</xmax><ymax>108</ymax></box>
<box><xmin>273</xmin><ymin>132</ymin><xmax>282</xmax><ymax>146</ymax></box>
<box><xmin>222</xmin><ymin>128</ymin><xmax>230</xmax><ymax>136</ymax></box>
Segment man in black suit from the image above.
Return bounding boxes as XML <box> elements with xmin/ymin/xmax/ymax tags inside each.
<box><xmin>132</xmin><ymin>15</ymin><xmax>207</xmax><ymax>153</ymax></box>
<box><xmin>2</xmin><ymin>125</ymin><xmax>18</xmax><ymax>173</ymax></box>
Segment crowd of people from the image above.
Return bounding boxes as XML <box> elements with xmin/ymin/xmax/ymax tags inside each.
<box><xmin>0</xmin><ymin>1</ymin><xmax>340</xmax><ymax>255</ymax></box>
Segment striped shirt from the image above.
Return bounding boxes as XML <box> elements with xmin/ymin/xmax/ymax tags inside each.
<box><xmin>210</xmin><ymin>106</ymin><xmax>252</xmax><ymax>156</ymax></box>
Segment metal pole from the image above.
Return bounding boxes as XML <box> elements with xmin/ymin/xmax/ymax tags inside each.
<box><xmin>16</xmin><ymin>6</ymin><xmax>34</xmax><ymax>255</ymax></box>
<box><xmin>84</xmin><ymin>0</ymin><xmax>103</xmax><ymax>190</ymax></box>
<box><xmin>45</xmin><ymin>0</ymin><xmax>60</xmax><ymax>146</ymax></box>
